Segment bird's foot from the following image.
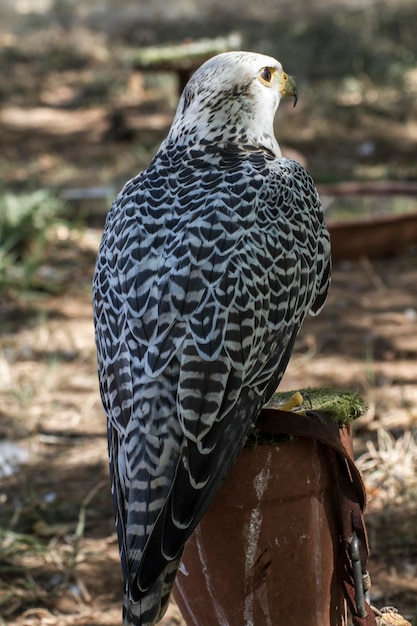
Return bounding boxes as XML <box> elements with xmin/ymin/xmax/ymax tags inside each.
<box><xmin>278</xmin><ymin>390</ymin><xmax>311</xmax><ymax>414</ymax></box>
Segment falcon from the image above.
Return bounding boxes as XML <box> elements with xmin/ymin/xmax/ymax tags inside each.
<box><xmin>93</xmin><ymin>50</ymin><xmax>331</xmax><ymax>625</ymax></box>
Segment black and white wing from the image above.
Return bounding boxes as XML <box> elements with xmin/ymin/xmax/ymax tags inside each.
<box><xmin>93</xmin><ymin>140</ymin><xmax>330</xmax><ymax>625</ymax></box>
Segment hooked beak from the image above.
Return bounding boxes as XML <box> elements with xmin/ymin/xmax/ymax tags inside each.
<box><xmin>279</xmin><ymin>73</ymin><xmax>298</xmax><ymax>107</ymax></box>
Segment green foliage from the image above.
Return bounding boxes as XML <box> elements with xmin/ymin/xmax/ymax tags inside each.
<box><xmin>246</xmin><ymin>388</ymin><xmax>367</xmax><ymax>446</ymax></box>
<box><xmin>0</xmin><ymin>190</ymin><xmax>65</xmax><ymax>294</ymax></box>
<box><xmin>267</xmin><ymin>387</ymin><xmax>367</xmax><ymax>425</ymax></box>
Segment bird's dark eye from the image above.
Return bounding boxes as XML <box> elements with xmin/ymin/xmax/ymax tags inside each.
<box><xmin>260</xmin><ymin>68</ymin><xmax>273</xmax><ymax>84</ymax></box>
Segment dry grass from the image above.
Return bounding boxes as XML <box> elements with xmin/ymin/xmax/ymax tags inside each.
<box><xmin>1</xmin><ymin>7</ymin><xmax>417</xmax><ymax>622</ymax></box>
<box><xmin>0</xmin><ymin>221</ymin><xmax>416</xmax><ymax>624</ymax></box>
<box><xmin>357</xmin><ymin>429</ymin><xmax>417</xmax><ymax>508</ymax></box>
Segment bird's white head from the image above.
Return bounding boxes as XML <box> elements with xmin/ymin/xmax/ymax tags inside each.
<box><xmin>167</xmin><ymin>51</ymin><xmax>297</xmax><ymax>157</ymax></box>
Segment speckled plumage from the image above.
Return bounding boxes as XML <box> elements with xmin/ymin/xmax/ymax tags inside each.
<box><xmin>93</xmin><ymin>51</ymin><xmax>331</xmax><ymax>625</ymax></box>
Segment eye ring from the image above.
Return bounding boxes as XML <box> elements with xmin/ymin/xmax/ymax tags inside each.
<box><xmin>260</xmin><ymin>67</ymin><xmax>273</xmax><ymax>84</ymax></box>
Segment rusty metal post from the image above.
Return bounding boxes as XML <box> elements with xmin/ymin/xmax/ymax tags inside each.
<box><xmin>174</xmin><ymin>425</ymin><xmax>348</xmax><ymax>625</ymax></box>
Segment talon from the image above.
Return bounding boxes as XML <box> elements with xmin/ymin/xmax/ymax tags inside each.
<box><xmin>279</xmin><ymin>391</ymin><xmax>305</xmax><ymax>412</ymax></box>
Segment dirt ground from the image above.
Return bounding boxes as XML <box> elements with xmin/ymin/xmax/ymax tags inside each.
<box><xmin>1</xmin><ymin>13</ymin><xmax>417</xmax><ymax>626</ymax></box>
<box><xmin>1</xmin><ymin>240</ymin><xmax>417</xmax><ymax>625</ymax></box>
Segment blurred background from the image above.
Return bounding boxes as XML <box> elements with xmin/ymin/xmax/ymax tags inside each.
<box><xmin>0</xmin><ymin>0</ymin><xmax>416</xmax><ymax>624</ymax></box>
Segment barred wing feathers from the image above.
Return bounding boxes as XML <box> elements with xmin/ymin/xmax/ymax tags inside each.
<box><xmin>93</xmin><ymin>144</ymin><xmax>330</xmax><ymax>623</ymax></box>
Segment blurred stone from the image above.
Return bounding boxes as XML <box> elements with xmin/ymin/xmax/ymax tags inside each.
<box><xmin>0</xmin><ymin>440</ymin><xmax>29</xmax><ymax>477</ymax></box>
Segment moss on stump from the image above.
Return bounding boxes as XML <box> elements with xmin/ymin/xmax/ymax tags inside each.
<box><xmin>245</xmin><ymin>388</ymin><xmax>367</xmax><ymax>447</ymax></box>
